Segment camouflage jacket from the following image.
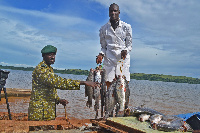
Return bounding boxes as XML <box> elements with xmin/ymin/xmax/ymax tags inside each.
<box><xmin>28</xmin><ymin>60</ymin><xmax>80</xmax><ymax>121</ymax></box>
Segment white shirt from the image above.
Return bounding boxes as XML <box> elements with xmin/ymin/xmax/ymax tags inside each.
<box><xmin>99</xmin><ymin>20</ymin><xmax>132</xmax><ymax>82</ymax></box>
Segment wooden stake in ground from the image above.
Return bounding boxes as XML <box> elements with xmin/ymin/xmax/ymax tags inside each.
<box><xmin>64</xmin><ymin>106</ymin><xmax>67</xmax><ymax>120</ymax></box>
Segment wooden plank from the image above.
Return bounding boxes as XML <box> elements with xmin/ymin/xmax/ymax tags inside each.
<box><xmin>91</xmin><ymin>119</ymin><xmax>128</xmax><ymax>133</ymax></box>
<box><xmin>106</xmin><ymin>119</ymin><xmax>145</xmax><ymax>133</ymax></box>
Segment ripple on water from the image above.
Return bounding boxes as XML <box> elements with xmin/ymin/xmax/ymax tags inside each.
<box><xmin>1</xmin><ymin>70</ymin><xmax>200</xmax><ymax>119</ymax></box>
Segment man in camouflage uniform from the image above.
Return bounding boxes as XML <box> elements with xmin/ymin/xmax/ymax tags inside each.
<box><xmin>28</xmin><ymin>45</ymin><xmax>98</xmax><ymax>121</ymax></box>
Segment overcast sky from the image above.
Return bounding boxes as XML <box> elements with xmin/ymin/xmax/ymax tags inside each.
<box><xmin>0</xmin><ymin>0</ymin><xmax>200</xmax><ymax>78</ymax></box>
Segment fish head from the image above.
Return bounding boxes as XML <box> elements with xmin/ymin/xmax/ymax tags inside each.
<box><xmin>124</xmin><ymin>108</ymin><xmax>131</xmax><ymax>116</ymax></box>
<box><xmin>139</xmin><ymin>114</ymin><xmax>151</xmax><ymax>122</ymax></box>
<box><xmin>150</xmin><ymin>114</ymin><xmax>163</xmax><ymax>124</ymax></box>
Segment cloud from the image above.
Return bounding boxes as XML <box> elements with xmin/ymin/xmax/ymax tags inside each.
<box><xmin>0</xmin><ymin>1</ymin><xmax>200</xmax><ymax>78</ymax></box>
<box><xmin>0</xmin><ymin>5</ymin><xmax>99</xmax><ymax>41</ymax></box>
<box><xmin>0</xmin><ymin>4</ymin><xmax>100</xmax><ymax>70</ymax></box>
<box><xmin>0</xmin><ymin>16</ymin><xmax>57</xmax><ymax>54</ymax></box>
<box><xmin>92</xmin><ymin>0</ymin><xmax>200</xmax><ymax>78</ymax></box>
<box><xmin>94</xmin><ymin>0</ymin><xmax>200</xmax><ymax>50</ymax></box>
<box><xmin>0</xmin><ymin>5</ymin><xmax>96</xmax><ymax>27</ymax></box>
<box><xmin>131</xmin><ymin>38</ymin><xmax>200</xmax><ymax>78</ymax></box>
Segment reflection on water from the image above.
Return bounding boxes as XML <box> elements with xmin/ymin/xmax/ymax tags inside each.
<box><xmin>129</xmin><ymin>80</ymin><xmax>200</xmax><ymax>116</ymax></box>
<box><xmin>5</xmin><ymin>70</ymin><xmax>32</xmax><ymax>89</ymax></box>
<box><xmin>1</xmin><ymin>70</ymin><xmax>200</xmax><ymax>119</ymax></box>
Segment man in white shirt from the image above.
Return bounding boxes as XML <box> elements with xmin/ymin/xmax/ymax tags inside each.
<box><xmin>96</xmin><ymin>3</ymin><xmax>132</xmax><ymax>88</ymax></box>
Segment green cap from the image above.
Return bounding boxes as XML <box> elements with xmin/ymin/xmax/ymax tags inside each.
<box><xmin>41</xmin><ymin>45</ymin><xmax>57</xmax><ymax>54</ymax></box>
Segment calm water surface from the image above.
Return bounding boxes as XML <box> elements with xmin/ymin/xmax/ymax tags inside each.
<box><xmin>1</xmin><ymin>69</ymin><xmax>199</xmax><ymax>119</ymax></box>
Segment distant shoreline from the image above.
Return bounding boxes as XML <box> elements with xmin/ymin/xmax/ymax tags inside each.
<box><xmin>1</xmin><ymin>65</ymin><xmax>200</xmax><ymax>84</ymax></box>
<box><xmin>0</xmin><ymin>88</ymin><xmax>31</xmax><ymax>97</ymax></box>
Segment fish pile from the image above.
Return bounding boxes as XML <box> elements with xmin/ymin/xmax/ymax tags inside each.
<box><xmin>105</xmin><ymin>75</ymin><xmax>130</xmax><ymax>118</ymax></box>
<box><xmin>85</xmin><ymin>66</ymin><xmax>130</xmax><ymax>119</ymax></box>
<box><xmin>125</xmin><ymin>107</ymin><xmax>193</xmax><ymax>132</ymax></box>
<box><xmin>85</xmin><ymin>66</ymin><xmax>107</xmax><ymax>119</ymax></box>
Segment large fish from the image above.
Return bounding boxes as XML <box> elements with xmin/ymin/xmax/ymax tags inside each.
<box><xmin>115</xmin><ymin>75</ymin><xmax>126</xmax><ymax>117</ymax></box>
<box><xmin>153</xmin><ymin>116</ymin><xmax>185</xmax><ymax>132</ymax></box>
<box><xmin>105</xmin><ymin>79</ymin><xmax>117</xmax><ymax>119</ymax></box>
<box><xmin>149</xmin><ymin>114</ymin><xmax>163</xmax><ymax>124</ymax></box>
<box><xmin>125</xmin><ymin>106</ymin><xmax>164</xmax><ymax>117</ymax></box>
<box><xmin>162</xmin><ymin>115</ymin><xmax>183</xmax><ymax>122</ymax></box>
<box><xmin>93</xmin><ymin>68</ymin><xmax>101</xmax><ymax>119</ymax></box>
<box><xmin>149</xmin><ymin>114</ymin><xmax>186</xmax><ymax>132</ymax></box>
<box><xmin>138</xmin><ymin>114</ymin><xmax>151</xmax><ymax>122</ymax></box>
<box><xmin>124</xmin><ymin>77</ymin><xmax>130</xmax><ymax>109</ymax></box>
<box><xmin>100</xmin><ymin>69</ymin><xmax>106</xmax><ymax>117</ymax></box>
<box><xmin>85</xmin><ymin>68</ymin><xmax>94</xmax><ymax>108</ymax></box>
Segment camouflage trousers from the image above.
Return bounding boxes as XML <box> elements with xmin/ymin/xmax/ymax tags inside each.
<box><xmin>28</xmin><ymin>99</ymin><xmax>56</xmax><ymax>121</ymax></box>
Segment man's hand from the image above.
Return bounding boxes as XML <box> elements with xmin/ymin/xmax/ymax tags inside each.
<box><xmin>96</xmin><ymin>54</ymin><xmax>103</xmax><ymax>64</ymax></box>
<box><xmin>121</xmin><ymin>50</ymin><xmax>127</xmax><ymax>60</ymax></box>
<box><xmin>59</xmin><ymin>99</ymin><xmax>69</xmax><ymax>106</ymax></box>
<box><xmin>80</xmin><ymin>81</ymin><xmax>100</xmax><ymax>88</ymax></box>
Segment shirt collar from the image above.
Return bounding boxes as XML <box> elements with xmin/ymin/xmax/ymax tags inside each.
<box><xmin>41</xmin><ymin>60</ymin><xmax>52</xmax><ymax>69</ymax></box>
<box><xmin>108</xmin><ymin>18</ymin><xmax>122</xmax><ymax>27</ymax></box>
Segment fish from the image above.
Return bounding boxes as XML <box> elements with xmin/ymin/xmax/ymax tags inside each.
<box><xmin>85</xmin><ymin>68</ymin><xmax>94</xmax><ymax>108</ymax></box>
<box><xmin>124</xmin><ymin>77</ymin><xmax>130</xmax><ymax>109</ymax></box>
<box><xmin>115</xmin><ymin>75</ymin><xmax>126</xmax><ymax>117</ymax></box>
<box><xmin>138</xmin><ymin>114</ymin><xmax>151</xmax><ymax>122</ymax></box>
<box><xmin>85</xmin><ymin>65</ymin><xmax>130</xmax><ymax>119</ymax></box>
<box><xmin>85</xmin><ymin>67</ymin><xmax>106</xmax><ymax>119</ymax></box>
<box><xmin>149</xmin><ymin>114</ymin><xmax>163</xmax><ymax>124</ymax></box>
<box><xmin>124</xmin><ymin>106</ymin><xmax>187</xmax><ymax>132</ymax></box>
<box><xmin>105</xmin><ymin>78</ymin><xmax>117</xmax><ymax>119</ymax></box>
<box><xmin>114</xmin><ymin>64</ymin><xmax>130</xmax><ymax>109</ymax></box>
<box><xmin>156</xmin><ymin>115</ymin><xmax>185</xmax><ymax>132</ymax></box>
<box><xmin>125</xmin><ymin>106</ymin><xmax>164</xmax><ymax>117</ymax></box>
<box><xmin>154</xmin><ymin>118</ymin><xmax>185</xmax><ymax>132</ymax></box>
<box><xmin>100</xmin><ymin>69</ymin><xmax>106</xmax><ymax>117</ymax></box>
<box><xmin>93</xmin><ymin>68</ymin><xmax>101</xmax><ymax>119</ymax></box>
<box><xmin>162</xmin><ymin>115</ymin><xmax>183</xmax><ymax>122</ymax></box>
<box><xmin>150</xmin><ymin>115</ymin><xmax>186</xmax><ymax>132</ymax></box>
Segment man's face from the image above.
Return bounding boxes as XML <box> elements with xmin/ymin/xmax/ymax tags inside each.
<box><xmin>109</xmin><ymin>5</ymin><xmax>120</xmax><ymax>21</ymax></box>
<box><xmin>43</xmin><ymin>52</ymin><xmax>56</xmax><ymax>65</ymax></box>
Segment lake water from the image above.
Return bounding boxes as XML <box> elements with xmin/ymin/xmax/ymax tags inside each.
<box><xmin>1</xmin><ymin>69</ymin><xmax>200</xmax><ymax>119</ymax></box>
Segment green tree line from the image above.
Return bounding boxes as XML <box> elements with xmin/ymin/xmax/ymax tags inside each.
<box><xmin>0</xmin><ymin>65</ymin><xmax>89</xmax><ymax>75</ymax></box>
<box><xmin>1</xmin><ymin>65</ymin><xmax>200</xmax><ymax>84</ymax></box>
<box><xmin>130</xmin><ymin>73</ymin><xmax>200</xmax><ymax>84</ymax></box>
